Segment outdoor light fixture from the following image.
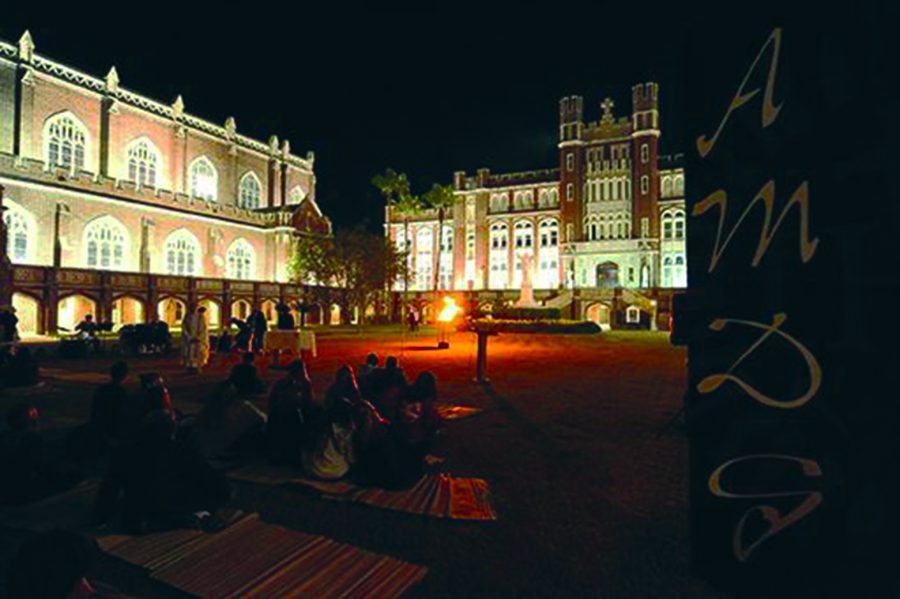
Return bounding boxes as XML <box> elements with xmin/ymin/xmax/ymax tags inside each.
<box><xmin>436</xmin><ymin>296</ymin><xmax>460</xmax><ymax>349</ymax></box>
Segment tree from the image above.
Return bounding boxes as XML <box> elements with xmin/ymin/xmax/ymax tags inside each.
<box><xmin>289</xmin><ymin>227</ymin><xmax>405</xmax><ymax>325</ymax></box>
<box><xmin>372</xmin><ymin>169</ymin><xmax>422</xmax><ymax>294</ymax></box>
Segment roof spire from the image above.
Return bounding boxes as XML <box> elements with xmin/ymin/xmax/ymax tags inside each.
<box><xmin>18</xmin><ymin>30</ymin><xmax>34</xmax><ymax>63</ymax></box>
<box><xmin>105</xmin><ymin>66</ymin><xmax>119</xmax><ymax>93</ymax></box>
<box><xmin>171</xmin><ymin>95</ymin><xmax>184</xmax><ymax>119</ymax></box>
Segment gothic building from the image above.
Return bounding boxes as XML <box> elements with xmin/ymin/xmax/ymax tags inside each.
<box><xmin>0</xmin><ymin>32</ymin><xmax>333</xmax><ymax>336</ymax></box>
<box><xmin>386</xmin><ymin>83</ymin><xmax>686</xmax><ymax>328</ymax></box>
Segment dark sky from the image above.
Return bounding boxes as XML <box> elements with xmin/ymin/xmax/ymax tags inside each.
<box><xmin>1</xmin><ymin>6</ymin><xmax>685</xmax><ymax>231</ymax></box>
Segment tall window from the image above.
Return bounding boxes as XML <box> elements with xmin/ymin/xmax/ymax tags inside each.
<box><xmin>44</xmin><ymin>113</ymin><xmax>88</xmax><ymax>172</ymax></box>
<box><xmin>226</xmin><ymin>238</ymin><xmax>255</xmax><ymax>280</ymax></box>
<box><xmin>662</xmin><ymin>176</ymin><xmax>673</xmax><ymax>197</ymax></box>
<box><xmin>491</xmin><ymin>193</ymin><xmax>508</xmax><ymax>212</ymax></box>
<box><xmin>489</xmin><ymin>223</ymin><xmax>508</xmax><ymax>290</ymax></box>
<box><xmin>439</xmin><ymin>225</ymin><xmax>453</xmax><ymax>290</ymax></box>
<box><xmin>165</xmin><ymin>229</ymin><xmax>202</xmax><ymax>276</ymax></box>
<box><xmin>490</xmin><ymin>223</ymin><xmax>509</xmax><ymax>250</ymax></box>
<box><xmin>585</xmin><ymin>217</ymin><xmax>598</xmax><ymax>241</ymax></box>
<box><xmin>662</xmin><ymin>256</ymin><xmax>673</xmax><ymax>287</ymax></box>
<box><xmin>641</xmin><ymin>143</ymin><xmax>649</xmax><ymax>164</ymax></box>
<box><xmin>189</xmin><ymin>157</ymin><xmax>218</xmax><ymax>201</ymax></box>
<box><xmin>239</xmin><ymin>173</ymin><xmax>262</xmax><ymax>209</ymax></box>
<box><xmin>662</xmin><ymin>212</ymin><xmax>674</xmax><ymax>239</ymax></box>
<box><xmin>673</xmin><ymin>254</ymin><xmax>687</xmax><ymax>287</ymax></box>
<box><xmin>3</xmin><ymin>202</ymin><xmax>34</xmax><ymax>264</ymax></box>
<box><xmin>566</xmin><ymin>153</ymin><xmax>574</xmax><ymax>171</ymax></box>
<box><xmin>513</xmin><ymin>221</ymin><xmax>533</xmax><ymax>249</ymax></box>
<box><xmin>415</xmin><ymin>227</ymin><xmax>434</xmax><ymax>290</ymax></box>
<box><xmin>674</xmin><ymin>210</ymin><xmax>685</xmax><ymax>238</ymax></box>
<box><xmin>640</xmin><ymin>175</ymin><xmax>649</xmax><ymax>195</ymax></box>
<box><xmin>548</xmin><ymin>189</ymin><xmax>559</xmax><ymax>207</ymax></box>
<box><xmin>674</xmin><ymin>175</ymin><xmax>685</xmax><ymax>196</ymax></box>
<box><xmin>566</xmin><ymin>183</ymin><xmax>574</xmax><ymax>202</ymax></box>
<box><xmin>127</xmin><ymin>139</ymin><xmax>159</xmax><ymax>188</ymax></box>
<box><xmin>84</xmin><ymin>216</ymin><xmax>127</xmax><ymax>270</ymax></box>
<box><xmin>538</xmin><ymin>219</ymin><xmax>559</xmax><ymax>288</ymax></box>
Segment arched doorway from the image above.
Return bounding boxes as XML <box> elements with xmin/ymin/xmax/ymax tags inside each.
<box><xmin>596</xmin><ymin>262</ymin><xmax>619</xmax><ymax>288</ymax></box>
<box><xmin>261</xmin><ymin>299</ymin><xmax>278</xmax><ymax>326</ymax></box>
<box><xmin>157</xmin><ymin>297</ymin><xmax>186</xmax><ymax>328</ymax></box>
<box><xmin>57</xmin><ymin>294</ymin><xmax>97</xmax><ymax>334</ymax></box>
<box><xmin>198</xmin><ymin>298</ymin><xmax>221</xmax><ymax>330</ymax></box>
<box><xmin>586</xmin><ymin>302</ymin><xmax>611</xmax><ymax>330</ymax></box>
<box><xmin>12</xmin><ymin>292</ymin><xmax>41</xmax><ymax>336</ymax></box>
<box><xmin>306</xmin><ymin>304</ymin><xmax>322</xmax><ymax>325</ymax></box>
<box><xmin>111</xmin><ymin>297</ymin><xmax>144</xmax><ymax>330</ymax></box>
<box><xmin>329</xmin><ymin>304</ymin><xmax>341</xmax><ymax>325</ymax></box>
<box><xmin>231</xmin><ymin>299</ymin><xmax>251</xmax><ymax>322</ymax></box>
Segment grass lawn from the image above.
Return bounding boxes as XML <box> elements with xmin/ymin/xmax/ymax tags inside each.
<box><xmin>0</xmin><ymin>328</ymin><xmax>729</xmax><ymax>597</ymax></box>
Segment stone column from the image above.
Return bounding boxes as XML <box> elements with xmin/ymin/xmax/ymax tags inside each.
<box><xmin>140</xmin><ymin>217</ymin><xmax>154</xmax><ymax>273</ymax></box>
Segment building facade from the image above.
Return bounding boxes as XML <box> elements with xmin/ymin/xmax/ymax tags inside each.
<box><xmin>386</xmin><ymin>83</ymin><xmax>686</xmax><ymax>327</ymax></box>
<box><xmin>0</xmin><ymin>32</ymin><xmax>333</xmax><ymax>336</ymax></box>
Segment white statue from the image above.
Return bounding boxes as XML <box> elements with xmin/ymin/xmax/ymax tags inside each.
<box><xmin>515</xmin><ymin>252</ymin><xmax>538</xmax><ymax>308</ymax></box>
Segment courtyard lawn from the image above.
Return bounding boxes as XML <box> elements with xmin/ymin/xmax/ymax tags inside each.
<box><xmin>0</xmin><ymin>328</ymin><xmax>728</xmax><ymax>597</ymax></box>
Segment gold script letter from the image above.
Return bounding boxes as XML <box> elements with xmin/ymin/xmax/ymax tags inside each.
<box><xmin>696</xmin><ymin>28</ymin><xmax>784</xmax><ymax>158</ymax></box>
<box><xmin>693</xmin><ymin>180</ymin><xmax>818</xmax><ymax>273</ymax></box>
<box><xmin>697</xmin><ymin>313</ymin><xmax>821</xmax><ymax>409</ymax></box>
<box><xmin>709</xmin><ymin>454</ymin><xmax>823</xmax><ymax>562</ymax></box>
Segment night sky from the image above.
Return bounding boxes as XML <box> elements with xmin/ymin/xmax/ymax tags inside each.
<box><xmin>1</xmin><ymin>7</ymin><xmax>685</xmax><ymax>231</ymax></box>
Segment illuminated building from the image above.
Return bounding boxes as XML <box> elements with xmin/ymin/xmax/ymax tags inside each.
<box><xmin>0</xmin><ymin>31</ymin><xmax>334</xmax><ymax>335</ymax></box>
<box><xmin>386</xmin><ymin>83</ymin><xmax>686</xmax><ymax>328</ymax></box>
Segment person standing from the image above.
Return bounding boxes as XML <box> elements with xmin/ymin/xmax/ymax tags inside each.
<box><xmin>0</xmin><ymin>306</ymin><xmax>19</xmax><ymax>348</ymax></box>
<box><xmin>181</xmin><ymin>306</ymin><xmax>209</xmax><ymax>373</ymax></box>
<box><xmin>251</xmin><ymin>308</ymin><xmax>268</xmax><ymax>353</ymax></box>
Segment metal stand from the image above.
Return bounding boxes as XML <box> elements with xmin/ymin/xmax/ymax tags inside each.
<box><xmin>473</xmin><ymin>330</ymin><xmax>495</xmax><ymax>383</ymax></box>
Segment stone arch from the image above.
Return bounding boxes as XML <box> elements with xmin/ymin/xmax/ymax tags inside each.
<box><xmin>585</xmin><ymin>302</ymin><xmax>611</xmax><ymax>330</ymax></box>
<box><xmin>157</xmin><ymin>296</ymin><xmax>187</xmax><ymax>328</ymax></box>
<box><xmin>57</xmin><ymin>293</ymin><xmax>98</xmax><ymax>333</ymax></box>
<box><xmin>111</xmin><ymin>295</ymin><xmax>145</xmax><ymax>329</ymax></box>
<box><xmin>12</xmin><ymin>292</ymin><xmax>42</xmax><ymax>336</ymax></box>
<box><xmin>197</xmin><ymin>297</ymin><xmax>222</xmax><ymax>330</ymax></box>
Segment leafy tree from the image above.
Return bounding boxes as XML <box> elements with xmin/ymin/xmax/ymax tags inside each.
<box><xmin>422</xmin><ymin>183</ymin><xmax>456</xmax><ymax>294</ymax></box>
<box><xmin>372</xmin><ymin>169</ymin><xmax>422</xmax><ymax>292</ymax></box>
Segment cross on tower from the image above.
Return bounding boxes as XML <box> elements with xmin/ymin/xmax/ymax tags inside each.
<box><xmin>601</xmin><ymin>97</ymin><xmax>615</xmax><ymax>118</ymax></box>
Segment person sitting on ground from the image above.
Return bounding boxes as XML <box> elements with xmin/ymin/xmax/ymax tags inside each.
<box><xmin>324</xmin><ymin>365</ymin><xmax>362</xmax><ymax>411</ymax></box>
<box><xmin>119</xmin><ymin>373</ymin><xmax>175</xmax><ymax>436</ymax></box>
<box><xmin>117</xmin><ymin>410</ymin><xmax>232</xmax><ymax>534</ymax></box>
<box><xmin>0</xmin><ymin>345</ymin><xmax>40</xmax><ymax>388</ymax></box>
<box><xmin>229</xmin><ymin>351</ymin><xmax>266</xmax><ymax>396</ymax></box>
<box><xmin>216</xmin><ymin>327</ymin><xmax>233</xmax><ymax>354</ymax></box>
<box><xmin>90</xmin><ymin>360</ymin><xmax>129</xmax><ymax>444</ymax></box>
<box><xmin>191</xmin><ymin>380</ymin><xmax>267</xmax><ymax>460</ymax></box>
<box><xmin>7</xmin><ymin>529</ymin><xmax>98</xmax><ymax>599</ymax></box>
<box><xmin>75</xmin><ymin>313</ymin><xmax>101</xmax><ymax>352</ymax></box>
<box><xmin>267</xmin><ymin>359</ymin><xmax>318</xmax><ymax>465</ymax></box>
<box><xmin>365</xmin><ymin>355</ymin><xmax>408</xmax><ymax>421</ymax></box>
<box><xmin>0</xmin><ymin>404</ymin><xmax>81</xmax><ymax>505</ymax></box>
<box><xmin>357</xmin><ymin>352</ymin><xmax>379</xmax><ymax>396</ymax></box>
<box><xmin>302</xmin><ymin>396</ymin><xmax>356</xmax><ymax>480</ymax></box>
<box><xmin>391</xmin><ymin>371</ymin><xmax>443</xmax><ymax>483</ymax></box>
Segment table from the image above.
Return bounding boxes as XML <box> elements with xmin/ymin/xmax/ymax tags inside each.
<box><xmin>264</xmin><ymin>329</ymin><xmax>317</xmax><ymax>362</ymax></box>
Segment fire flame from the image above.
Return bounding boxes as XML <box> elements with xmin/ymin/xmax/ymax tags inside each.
<box><xmin>437</xmin><ymin>296</ymin><xmax>461</xmax><ymax>322</ymax></box>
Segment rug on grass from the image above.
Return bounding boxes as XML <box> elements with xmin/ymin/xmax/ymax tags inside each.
<box><xmin>435</xmin><ymin>403</ymin><xmax>484</xmax><ymax>420</ymax></box>
<box><xmin>98</xmin><ymin>512</ymin><xmax>428</xmax><ymax>597</ymax></box>
<box><xmin>228</xmin><ymin>464</ymin><xmax>498</xmax><ymax>521</ymax></box>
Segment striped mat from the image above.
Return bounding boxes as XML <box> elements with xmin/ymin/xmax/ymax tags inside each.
<box><xmin>229</xmin><ymin>465</ymin><xmax>498</xmax><ymax>521</ymax></box>
<box><xmin>98</xmin><ymin>513</ymin><xmax>429</xmax><ymax>597</ymax></box>
<box><xmin>436</xmin><ymin>403</ymin><xmax>484</xmax><ymax>420</ymax></box>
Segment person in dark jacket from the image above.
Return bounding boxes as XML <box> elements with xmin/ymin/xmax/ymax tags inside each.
<box><xmin>250</xmin><ymin>309</ymin><xmax>268</xmax><ymax>353</ymax></box>
<box><xmin>228</xmin><ymin>351</ymin><xmax>265</xmax><ymax>396</ymax></box>
<box><xmin>266</xmin><ymin>359</ymin><xmax>318</xmax><ymax>465</ymax></box>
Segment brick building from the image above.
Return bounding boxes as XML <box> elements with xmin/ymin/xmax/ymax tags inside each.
<box><xmin>386</xmin><ymin>83</ymin><xmax>686</xmax><ymax>328</ymax></box>
<box><xmin>0</xmin><ymin>31</ymin><xmax>333</xmax><ymax>336</ymax></box>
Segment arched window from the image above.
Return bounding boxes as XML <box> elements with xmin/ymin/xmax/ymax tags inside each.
<box><xmin>84</xmin><ymin>216</ymin><xmax>128</xmax><ymax>270</ymax></box>
<box><xmin>3</xmin><ymin>201</ymin><xmax>35</xmax><ymax>264</ymax></box>
<box><xmin>490</xmin><ymin>222</ymin><xmax>508</xmax><ymax>250</ymax></box>
<box><xmin>662</xmin><ymin>211</ymin><xmax>674</xmax><ymax>239</ymax></box>
<box><xmin>662</xmin><ymin>176</ymin><xmax>673</xmax><ymax>197</ymax></box>
<box><xmin>585</xmin><ymin>217</ymin><xmax>597</xmax><ymax>241</ymax></box>
<box><xmin>289</xmin><ymin>186</ymin><xmax>306</xmax><ymax>205</ymax></box>
<box><xmin>239</xmin><ymin>172</ymin><xmax>262</xmax><ymax>209</ymax></box>
<box><xmin>674</xmin><ymin>254</ymin><xmax>687</xmax><ymax>288</ymax></box>
<box><xmin>539</xmin><ymin>219</ymin><xmax>558</xmax><ymax>247</ymax></box>
<box><xmin>538</xmin><ymin>190</ymin><xmax>549</xmax><ymax>208</ymax></box>
<box><xmin>549</xmin><ymin>189</ymin><xmax>559</xmax><ymax>206</ymax></box>
<box><xmin>127</xmin><ymin>138</ymin><xmax>159</xmax><ymax>188</ymax></box>
<box><xmin>165</xmin><ymin>229</ymin><xmax>202</xmax><ymax>276</ymax></box>
<box><xmin>662</xmin><ymin>256</ymin><xmax>673</xmax><ymax>288</ymax></box>
<box><xmin>674</xmin><ymin>175</ymin><xmax>685</xmax><ymax>196</ymax></box>
<box><xmin>189</xmin><ymin>156</ymin><xmax>218</xmax><ymax>201</ymax></box>
<box><xmin>44</xmin><ymin>112</ymin><xmax>88</xmax><ymax>172</ymax></box>
<box><xmin>673</xmin><ymin>209</ymin><xmax>686</xmax><ymax>239</ymax></box>
<box><xmin>226</xmin><ymin>238</ymin><xmax>255</xmax><ymax>280</ymax></box>
<box><xmin>513</xmin><ymin>221</ymin><xmax>533</xmax><ymax>249</ymax></box>
<box><xmin>440</xmin><ymin>225</ymin><xmax>453</xmax><ymax>253</ymax></box>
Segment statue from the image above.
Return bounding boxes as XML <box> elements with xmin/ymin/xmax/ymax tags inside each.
<box><xmin>515</xmin><ymin>252</ymin><xmax>538</xmax><ymax>308</ymax></box>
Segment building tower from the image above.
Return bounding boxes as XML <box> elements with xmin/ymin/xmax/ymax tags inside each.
<box><xmin>558</xmin><ymin>95</ymin><xmax>584</xmax><ymax>288</ymax></box>
<box><xmin>630</xmin><ymin>83</ymin><xmax>660</xmax><ymax>241</ymax></box>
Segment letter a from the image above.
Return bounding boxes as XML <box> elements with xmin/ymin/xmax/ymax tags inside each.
<box><xmin>696</xmin><ymin>28</ymin><xmax>783</xmax><ymax>158</ymax></box>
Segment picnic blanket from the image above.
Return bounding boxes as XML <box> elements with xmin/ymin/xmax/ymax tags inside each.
<box><xmin>228</xmin><ymin>464</ymin><xmax>498</xmax><ymax>521</ymax></box>
<box><xmin>436</xmin><ymin>403</ymin><xmax>484</xmax><ymax>420</ymax></box>
<box><xmin>98</xmin><ymin>512</ymin><xmax>428</xmax><ymax>597</ymax></box>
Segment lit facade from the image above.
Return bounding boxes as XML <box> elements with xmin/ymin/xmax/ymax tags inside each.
<box><xmin>0</xmin><ymin>32</ymin><xmax>333</xmax><ymax>335</ymax></box>
<box><xmin>386</xmin><ymin>83</ymin><xmax>685</xmax><ymax>326</ymax></box>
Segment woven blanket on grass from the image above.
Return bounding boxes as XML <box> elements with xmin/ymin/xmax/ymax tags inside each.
<box><xmin>228</xmin><ymin>464</ymin><xmax>497</xmax><ymax>521</ymax></box>
<box><xmin>98</xmin><ymin>512</ymin><xmax>428</xmax><ymax>598</ymax></box>
<box><xmin>435</xmin><ymin>403</ymin><xmax>484</xmax><ymax>420</ymax></box>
